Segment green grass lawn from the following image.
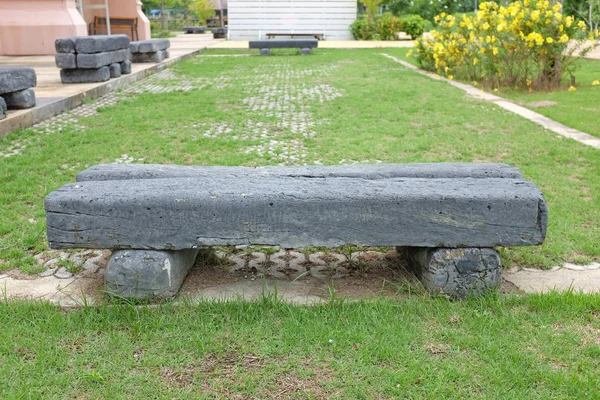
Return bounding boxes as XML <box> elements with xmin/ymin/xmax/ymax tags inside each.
<box><xmin>391</xmin><ymin>48</ymin><xmax>600</xmax><ymax>138</ymax></box>
<box><xmin>1</xmin><ymin>293</ymin><xmax>600</xmax><ymax>398</ymax></box>
<box><xmin>0</xmin><ymin>48</ymin><xmax>598</xmax><ymax>273</ymax></box>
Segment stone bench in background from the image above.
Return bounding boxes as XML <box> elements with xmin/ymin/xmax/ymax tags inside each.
<box><xmin>55</xmin><ymin>35</ymin><xmax>132</xmax><ymax>83</ymax></box>
<box><xmin>130</xmin><ymin>39</ymin><xmax>170</xmax><ymax>63</ymax></box>
<box><xmin>45</xmin><ymin>163</ymin><xmax>547</xmax><ymax>300</ymax></box>
<box><xmin>249</xmin><ymin>39</ymin><xmax>319</xmax><ymax>56</ymax></box>
<box><xmin>0</xmin><ymin>67</ymin><xmax>37</xmax><ymax>119</ymax></box>
<box><xmin>183</xmin><ymin>26</ymin><xmax>206</xmax><ymax>34</ymax></box>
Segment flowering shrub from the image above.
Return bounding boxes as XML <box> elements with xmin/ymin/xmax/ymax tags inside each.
<box><xmin>415</xmin><ymin>1</ymin><xmax>599</xmax><ymax>90</ymax></box>
<box><xmin>351</xmin><ymin>13</ymin><xmax>426</xmax><ymax>40</ymax></box>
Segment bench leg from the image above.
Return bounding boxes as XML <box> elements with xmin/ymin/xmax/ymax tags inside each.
<box><xmin>105</xmin><ymin>249</ymin><xmax>199</xmax><ymax>300</ymax></box>
<box><xmin>301</xmin><ymin>48</ymin><xmax>312</xmax><ymax>55</ymax></box>
<box><xmin>402</xmin><ymin>247</ymin><xmax>502</xmax><ymax>298</ymax></box>
<box><xmin>260</xmin><ymin>48</ymin><xmax>270</xmax><ymax>56</ymax></box>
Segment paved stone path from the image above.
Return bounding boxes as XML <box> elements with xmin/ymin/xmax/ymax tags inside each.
<box><xmin>382</xmin><ymin>53</ymin><xmax>600</xmax><ymax>150</ymax></box>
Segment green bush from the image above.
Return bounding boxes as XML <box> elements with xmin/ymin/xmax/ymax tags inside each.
<box><xmin>350</xmin><ymin>13</ymin><xmax>425</xmax><ymax>40</ymax></box>
<box><xmin>401</xmin><ymin>14</ymin><xmax>426</xmax><ymax>39</ymax></box>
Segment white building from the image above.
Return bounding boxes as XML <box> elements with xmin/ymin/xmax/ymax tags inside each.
<box><xmin>228</xmin><ymin>0</ymin><xmax>356</xmax><ymax>40</ymax></box>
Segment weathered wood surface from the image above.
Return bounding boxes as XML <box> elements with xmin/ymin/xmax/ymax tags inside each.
<box><xmin>76</xmin><ymin>163</ymin><xmax>523</xmax><ymax>182</ymax></box>
<box><xmin>46</xmin><ymin>176</ymin><xmax>547</xmax><ymax>250</ymax></box>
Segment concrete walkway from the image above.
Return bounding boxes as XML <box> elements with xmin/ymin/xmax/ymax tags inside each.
<box><xmin>0</xmin><ymin>33</ymin><xmax>224</xmax><ymax>136</ymax></box>
<box><xmin>382</xmin><ymin>53</ymin><xmax>600</xmax><ymax>150</ymax></box>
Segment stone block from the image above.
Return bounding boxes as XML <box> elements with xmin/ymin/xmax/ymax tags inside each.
<box><xmin>75</xmin><ymin>35</ymin><xmax>130</xmax><ymax>54</ymax></box>
<box><xmin>55</xmin><ymin>37</ymin><xmax>77</xmax><ymax>53</ymax></box>
<box><xmin>120</xmin><ymin>60</ymin><xmax>132</xmax><ymax>75</ymax></box>
<box><xmin>0</xmin><ymin>67</ymin><xmax>37</xmax><ymax>95</ymax></box>
<box><xmin>55</xmin><ymin>53</ymin><xmax>77</xmax><ymax>69</ymax></box>
<box><xmin>165</xmin><ymin>50</ymin><xmax>170</xmax><ymax>59</ymax></box>
<box><xmin>130</xmin><ymin>39</ymin><xmax>170</xmax><ymax>53</ymax></box>
<box><xmin>183</xmin><ymin>26</ymin><xmax>206</xmax><ymax>34</ymax></box>
<box><xmin>213</xmin><ymin>28</ymin><xmax>227</xmax><ymax>39</ymax></box>
<box><xmin>260</xmin><ymin>48</ymin><xmax>271</xmax><ymax>56</ymax></box>
<box><xmin>105</xmin><ymin>249</ymin><xmax>199</xmax><ymax>299</ymax></box>
<box><xmin>109</xmin><ymin>63</ymin><xmax>121</xmax><ymax>78</ymax></box>
<box><xmin>301</xmin><ymin>48</ymin><xmax>312</xmax><ymax>55</ymax></box>
<box><xmin>131</xmin><ymin>50</ymin><xmax>167</xmax><ymax>63</ymax></box>
<box><xmin>0</xmin><ymin>96</ymin><xmax>6</xmax><ymax>113</ymax></box>
<box><xmin>46</xmin><ymin>175</ymin><xmax>547</xmax><ymax>250</ymax></box>
<box><xmin>249</xmin><ymin>39</ymin><xmax>318</xmax><ymax>49</ymax></box>
<box><xmin>75</xmin><ymin>163</ymin><xmax>524</xmax><ymax>182</ymax></box>
<box><xmin>76</xmin><ymin>49</ymin><xmax>130</xmax><ymax>69</ymax></box>
<box><xmin>404</xmin><ymin>247</ymin><xmax>502</xmax><ymax>298</ymax></box>
<box><xmin>3</xmin><ymin>88</ymin><xmax>36</xmax><ymax>109</ymax></box>
<box><xmin>60</xmin><ymin>67</ymin><xmax>110</xmax><ymax>83</ymax></box>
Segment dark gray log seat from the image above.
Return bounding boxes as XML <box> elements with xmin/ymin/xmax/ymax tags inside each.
<box><xmin>45</xmin><ymin>163</ymin><xmax>547</xmax><ymax>299</ymax></box>
<box><xmin>183</xmin><ymin>26</ymin><xmax>206</xmax><ymax>34</ymax></box>
<box><xmin>0</xmin><ymin>67</ymin><xmax>37</xmax><ymax>117</ymax></box>
<box><xmin>249</xmin><ymin>39</ymin><xmax>319</xmax><ymax>56</ymax></box>
<box><xmin>130</xmin><ymin>39</ymin><xmax>170</xmax><ymax>63</ymax></box>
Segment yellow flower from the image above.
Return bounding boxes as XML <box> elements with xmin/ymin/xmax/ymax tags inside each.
<box><xmin>406</xmin><ymin>49</ymin><xmax>413</xmax><ymax>57</ymax></box>
<box><xmin>578</xmin><ymin>21</ymin><xmax>586</xmax><ymax>29</ymax></box>
<box><xmin>493</xmin><ymin>88</ymin><xmax>499</xmax><ymax>92</ymax></box>
<box><xmin>492</xmin><ymin>47</ymin><xmax>499</xmax><ymax>55</ymax></box>
<box><xmin>483</xmin><ymin>22</ymin><xmax>490</xmax><ymax>30</ymax></box>
<box><xmin>546</xmin><ymin>37</ymin><xmax>553</xmax><ymax>43</ymax></box>
<box><xmin>448</xmin><ymin>75</ymin><xmax>454</xmax><ymax>80</ymax></box>
<box><xmin>526</xmin><ymin>79</ymin><xmax>532</xmax><ymax>86</ymax></box>
<box><xmin>568</xmin><ymin>86</ymin><xmax>576</xmax><ymax>91</ymax></box>
<box><xmin>592</xmin><ymin>80</ymin><xmax>600</xmax><ymax>86</ymax></box>
<box><xmin>559</xmin><ymin>34</ymin><xmax>569</xmax><ymax>43</ymax></box>
<box><xmin>472</xmin><ymin>81</ymin><xmax>479</xmax><ymax>86</ymax></box>
<box><xmin>473</xmin><ymin>58</ymin><xmax>479</xmax><ymax>65</ymax></box>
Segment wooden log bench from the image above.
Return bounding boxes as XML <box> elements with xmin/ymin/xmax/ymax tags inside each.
<box><xmin>249</xmin><ymin>39</ymin><xmax>319</xmax><ymax>56</ymax></box>
<box><xmin>45</xmin><ymin>163</ymin><xmax>547</xmax><ymax>300</ymax></box>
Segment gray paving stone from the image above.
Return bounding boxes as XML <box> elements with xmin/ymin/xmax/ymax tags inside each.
<box><xmin>2</xmin><ymin>88</ymin><xmax>35</xmax><ymax>109</ymax></box>
<box><xmin>55</xmin><ymin>267</ymin><xmax>73</xmax><ymax>279</ymax></box>
<box><xmin>60</xmin><ymin>67</ymin><xmax>110</xmax><ymax>83</ymax></box>
<box><xmin>0</xmin><ymin>67</ymin><xmax>37</xmax><ymax>95</ymax></box>
<box><xmin>76</xmin><ymin>49</ymin><xmax>130</xmax><ymax>69</ymax></box>
<box><xmin>301</xmin><ymin>48</ymin><xmax>312</xmax><ymax>55</ymax></box>
<box><xmin>260</xmin><ymin>48</ymin><xmax>270</xmax><ymax>56</ymax></box>
<box><xmin>44</xmin><ymin>258</ymin><xmax>60</xmax><ymax>268</ymax></box>
<box><xmin>39</xmin><ymin>268</ymin><xmax>57</xmax><ymax>277</ymax></box>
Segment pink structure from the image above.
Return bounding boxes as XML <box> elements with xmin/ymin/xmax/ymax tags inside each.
<box><xmin>0</xmin><ymin>0</ymin><xmax>150</xmax><ymax>56</ymax></box>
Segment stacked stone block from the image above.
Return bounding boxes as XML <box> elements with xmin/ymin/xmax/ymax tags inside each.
<box><xmin>183</xmin><ymin>26</ymin><xmax>206</xmax><ymax>34</ymax></box>
<box><xmin>55</xmin><ymin>35</ymin><xmax>132</xmax><ymax>84</ymax></box>
<box><xmin>0</xmin><ymin>67</ymin><xmax>37</xmax><ymax>120</ymax></box>
<box><xmin>130</xmin><ymin>39</ymin><xmax>171</xmax><ymax>63</ymax></box>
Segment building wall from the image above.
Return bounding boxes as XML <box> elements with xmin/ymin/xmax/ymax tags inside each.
<box><xmin>228</xmin><ymin>0</ymin><xmax>356</xmax><ymax>40</ymax></box>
